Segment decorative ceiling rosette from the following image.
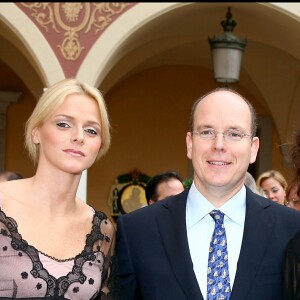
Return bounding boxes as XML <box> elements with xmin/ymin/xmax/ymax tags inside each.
<box><xmin>18</xmin><ymin>2</ymin><xmax>135</xmax><ymax>74</ymax></box>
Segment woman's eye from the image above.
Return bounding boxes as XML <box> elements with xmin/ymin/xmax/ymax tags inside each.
<box><xmin>85</xmin><ymin>128</ymin><xmax>98</xmax><ymax>135</ymax></box>
<box><xmin>57</xmin><ymin>122</ymin><xmax>70</xmax><ymax>128</ymax></box>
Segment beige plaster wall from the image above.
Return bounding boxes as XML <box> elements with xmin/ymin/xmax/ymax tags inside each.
<box><xmin>0</xmin><ymin>62</ymin><xmax>292</xmax><ymax>219</ymax></box>
<box><xmin>87</xmin><ymin>65</ymin><xmax>288</xmax><ymax>218</ymax></box>
<box><xmin>0</xmin><ymin>61</ymin><xmax>36</xmax><ymax>177</ymax></box>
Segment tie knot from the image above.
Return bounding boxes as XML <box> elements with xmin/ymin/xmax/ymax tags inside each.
<box><xmin>209</xmin><ymin>210</ymin><xmax>224</xmax><ymax>224</ymax></box>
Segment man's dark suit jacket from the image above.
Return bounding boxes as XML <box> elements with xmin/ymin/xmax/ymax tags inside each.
<box><xmin>116</xmin><ymin>187</ymin><xmax>300</xmax><ymax>300</ymax></box>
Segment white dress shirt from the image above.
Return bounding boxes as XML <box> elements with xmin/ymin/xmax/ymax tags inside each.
<box><xmin>186</xmin><ymin>182</ymin><xmax>246</xmax><ymax>297</ymax></box>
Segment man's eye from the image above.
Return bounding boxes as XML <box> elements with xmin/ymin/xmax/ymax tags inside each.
<box><xmin>57</xmin><ymin>122</ymin><xmax>70</xmax><ymax>128</ymax></box>
<box><xmin>201</xmin><ymin>129</ymin><xmax>214</xmax><ymax>136</ymax></box>
<box><xmin>85</xmin><ymin>128</ymin><xmax>98</xmax><ymax>135</ymax></box>
<box><xmin>227</xmin><ymin>130</ymin><xmax>242</xmax><ymax>138</ymax></box>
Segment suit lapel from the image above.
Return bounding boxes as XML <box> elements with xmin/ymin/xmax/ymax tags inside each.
<box><xmin>156</xmin><ymin>190</ymin><xmax>204</xmax><ymax>300</ymax></box>
<box><xmin>230</xmin><ymin>190</ymin><xmax>275</xmax><ymax>299</ymax></box>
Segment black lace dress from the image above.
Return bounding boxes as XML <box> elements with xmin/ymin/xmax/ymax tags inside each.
<box><xmin>0</xmin><ymin>207</ymin><xmax>119</xmax><ymax>300</ymax></box>
<box><xmin>284</xmin><ymin>230</ymin><xmax>300</xmax><ymax>300</ymax></box>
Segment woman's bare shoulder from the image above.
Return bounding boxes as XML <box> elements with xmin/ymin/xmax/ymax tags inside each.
<box><xmin>0</xmin><ymin>178</ymin><xmax>31</xmax><ymax>208</ymax></box>
<box><xmin>0</xmin><ymin>177</ymin><xmax>28</xmax><ymax>192</ymax></box>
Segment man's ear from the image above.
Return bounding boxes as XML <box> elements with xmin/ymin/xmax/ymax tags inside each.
<box><xmin>250</xmin><ymin>137</ymin><xmax>259</xmax><ymax>164</ymax></box>
<box><xmin>186</xmin><ymin>132</ymin><xmax>193</xmax><ymax>160</ymax></box>
<box><xmin>32</xmin><ymin>127</ymin><xmax>40</xmax><ymax>144</ymax></box>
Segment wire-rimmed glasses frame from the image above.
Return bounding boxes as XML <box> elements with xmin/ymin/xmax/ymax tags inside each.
<box><xmin>192</xmin><ymin>128</ymin><xmax>253</xmax><ymax>142</ymax></box>
<box><xmin>286</xmin><ymin>198</ymin><xmax>300</xmax><ymax>207</ymax></box>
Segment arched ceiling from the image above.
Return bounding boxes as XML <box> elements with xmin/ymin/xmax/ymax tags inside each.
<box><xmin>98</xmin><ymin>3</ymin><xmax>300</xmax><ymax>94</ymax></box>
<box><xmin>85</xmin><ymin>2</ymin><xmax>300</xmax><ymax>140</ymax></box>
<box><xmin>1</xmin><ymin>2</ymin><xmax>300</xmax><ymax>139</ymax></box>
<box><xmin>0</xmin><ymin>3</ymin><xmax>64</xmax><ymax>94</ymax></box>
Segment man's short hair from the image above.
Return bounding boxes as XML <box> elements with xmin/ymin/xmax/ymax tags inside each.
<box><xmin>145</xmin><ymin>171</ymin><xmax>183</xmax><ymax>204</ymax></box>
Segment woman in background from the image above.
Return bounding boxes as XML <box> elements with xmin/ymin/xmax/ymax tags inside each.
<box><xmin>286</xmin><ymin>178</ymin><xmax>300</xmax><ymax>211</ymax></box>
<box><xmin>0</xmin><ymin>78</ymin><xmax>117</xmax><ymax>299</ymax></box>
<box><xmin>284</xmin><ymin>129</ymin><xmax>300</xmax><ymax>300</ymax></box>
<box><xmin>256</xmin><ymin>169</ymin><xmax>288</xmax><ymax>205</ymax></box>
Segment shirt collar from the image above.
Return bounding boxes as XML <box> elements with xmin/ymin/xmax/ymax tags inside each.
<box><xmin>187</xmin><ymin>182</ymin><xmax>246</xmax><ymax>227</ymax></box>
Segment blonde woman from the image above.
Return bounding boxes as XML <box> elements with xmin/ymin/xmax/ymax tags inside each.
<box><xmin>0</xmin><ymin>79</ymin><xmax>117</xmax><ymax>299</ymax></box>
<box><xmin>256</xmin><ymin>170</ymin><xmax>288</xmax><ymax>205</ymax></box>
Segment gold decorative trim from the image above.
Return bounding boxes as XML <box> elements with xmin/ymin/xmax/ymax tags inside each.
<box><xmin>20</xmin><ymin>3</ymin><xmax>132</xmax><ymax>61</ymax></box>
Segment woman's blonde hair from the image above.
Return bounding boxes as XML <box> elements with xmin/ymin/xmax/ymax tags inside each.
<box><xmin>25</xmin><ymin>78</ymin><xmax>111</xmax><ymax>165</ymax></box>
<box><xmin>256</xmin><ymin>170</ymin><xmax>288</xmax><ymax>191</ymax></box>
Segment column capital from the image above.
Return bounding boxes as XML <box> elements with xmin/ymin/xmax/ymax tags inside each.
<box><xmin>0</xmin><ymin>91</ymin><xmax>22</xmax><ymax>171</ymax></box>
<box><xmin>0</xmin><ymin>91</ymin><xmax>22</xmax><ymax>113</ymax></box>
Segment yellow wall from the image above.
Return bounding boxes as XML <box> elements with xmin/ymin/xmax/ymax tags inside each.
<box><xmin>1</xmin><ymin>61</ymin><xmax>37</xmax><ymax>177</ymax></box>
<box><xmin>0</xmin><ymin>62</ymin><xmax>292</xmax><ymax>220</ymax></box>
<box><xmin>88</xmin><ymin>65</ymin><xmax>290</xmax><ymax>218</ymax></box>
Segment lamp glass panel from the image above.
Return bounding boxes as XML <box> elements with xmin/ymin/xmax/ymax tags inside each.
<box><xmin>212</xmin><ymin>48</ymin><xmax>243</xmax><ymax>82</ymax></box>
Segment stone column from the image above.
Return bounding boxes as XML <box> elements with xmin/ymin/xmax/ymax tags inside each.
<box><xmin>0</xmin><ymin>91</ymin><xmax>21</xmax><ymax>171</ymax></box>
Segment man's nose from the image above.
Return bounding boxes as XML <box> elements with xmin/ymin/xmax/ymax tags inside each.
<box><xmin>213</xmin><ymin>132</ymin><xmax>226</xmax><ymax>150</ymax></box>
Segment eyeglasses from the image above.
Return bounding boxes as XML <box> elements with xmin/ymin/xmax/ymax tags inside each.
<box><xmin>287</xmin><ymin>198</ymin><xmax>300</xmax><ymax>207</ymax></box>
<box><xmin>193</xmin><ymin>128</ymin><xmax>252</xmax><ymax>142</ymax></box>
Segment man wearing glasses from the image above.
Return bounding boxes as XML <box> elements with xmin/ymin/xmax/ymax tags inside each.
<box><xmin>116</xmin><ymin>88</ymin><xmax>300</xmax><ymax>300</ymax></box>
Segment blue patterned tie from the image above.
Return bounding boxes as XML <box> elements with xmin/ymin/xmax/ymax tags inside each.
<box><xmin>207</xmin><ymin>210</ymin><xmax>231</xmax><ymax>300</ymax></box>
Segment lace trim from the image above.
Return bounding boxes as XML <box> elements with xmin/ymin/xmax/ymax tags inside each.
<box><xmin>0</xmin><ymin>208</ymin><xmax>109</xmax><ymax>297</ymax></box>
<box><xmin>38</xmin><ymin>248</ymin><xmax>106</xmax><ymax>263</ymax></box>
<box><xmin>38</xmin><ymin>249</ymin><xmax>75</xmax><ymax>262</ymax></box>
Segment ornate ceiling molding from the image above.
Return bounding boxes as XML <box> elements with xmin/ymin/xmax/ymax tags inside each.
<box><xmin>17</xmin><ymin>3</ymin><xmax>136</xmax><ymax>76</ymax></box>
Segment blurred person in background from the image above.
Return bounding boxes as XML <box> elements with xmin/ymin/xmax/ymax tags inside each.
<box><xmin>145</xmin><ymin>171</ymin><xmax>184</xmax><ymax>205</ymax></box>
<box><xmin>284</xmin><ymin>129</ymin><xmax>300</xmax><ymax>299</ymax></box>
<box><xmin>286</xmin><ymin>178</ymin><xmax>300</xmax><ymax>211</ymax></box>
<box><xmin>244</xmin><ymin>171</ymin><xmax>260</xmax><ymax>194</ymax></box>
<box><xmin>256</xmin><ymin>170</ymin><xmax>288</xmax><ymax>205</ymax></box>
<box><xmin>0</xmin><ymin>171</ymin><xmax>23</xmax><ymax>182</ymax></box>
